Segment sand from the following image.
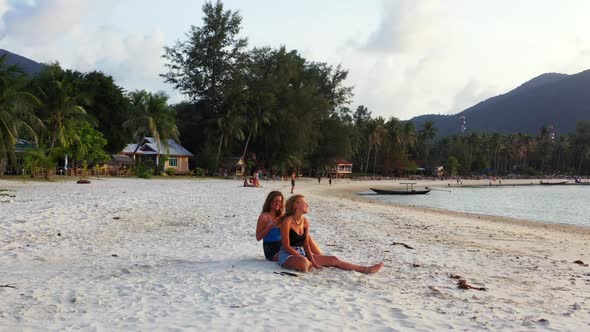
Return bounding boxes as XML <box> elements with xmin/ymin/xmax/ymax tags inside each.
<box><xmin>1</xmin><ymin>177</ymin><xmax>589</xmax><ymax>331</ymax></box>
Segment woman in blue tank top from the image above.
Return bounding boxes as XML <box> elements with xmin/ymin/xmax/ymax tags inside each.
<box><xmin>256</xmin><ymin>191</ymin><xmax>323</xmax><ymax>261</ymax></box>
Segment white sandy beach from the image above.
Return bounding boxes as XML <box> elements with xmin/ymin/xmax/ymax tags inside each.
<box><xmin>1</xmin><ymin>177</ymin><xmax>589</xmax><ymax>331</ymax></box>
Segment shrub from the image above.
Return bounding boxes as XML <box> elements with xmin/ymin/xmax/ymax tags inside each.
<box><xmin>133</xmin><ymin>160</ymin><xmax>155</xmax><ymax>179</ymax></box>
<box><xmin>194</xmin><ymin>167</ymin><xmax>206</xmax><ymax>176</ymax></box>
<box><xmin>165</xmin><ymin>168</ymin><xmax>176</xmax><ymax>176</ymax></box>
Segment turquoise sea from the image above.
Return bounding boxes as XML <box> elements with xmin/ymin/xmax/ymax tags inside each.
<box><xmin>361</xmin><ymin>185</ymin><xmax>590</xmax><ymax>227</ymax></box>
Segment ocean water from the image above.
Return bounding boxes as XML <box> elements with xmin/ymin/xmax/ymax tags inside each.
<box><xmin>361</xmin><ymin>185</ymin><xmax>590</xmax><ymax>227</ymax></box>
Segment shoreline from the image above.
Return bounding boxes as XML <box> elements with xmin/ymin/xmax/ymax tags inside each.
<box><xmin>299</xmin><ymin>178</ymin><xmax>590</xmax><ymax>263</ymax></box>
<box><xmin>305</xmin><ymin>178</ymin><xmax>590</xmax><ymax>234</ymax></box>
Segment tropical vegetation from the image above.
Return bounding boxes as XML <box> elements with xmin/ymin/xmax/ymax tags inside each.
<box><xmin>1</xmin><ymin>0</ymin><xmax>590</xmax><ymax>179</ymax></box>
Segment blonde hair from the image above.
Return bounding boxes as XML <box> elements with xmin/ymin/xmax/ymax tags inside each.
<box><xmin>281</xmin><ymin>194</ymin><xmax>304</xmax><ymax>223</ymax></box>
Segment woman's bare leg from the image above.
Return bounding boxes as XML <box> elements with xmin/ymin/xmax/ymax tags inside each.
<box><xmin>313</xmin><ymin>255</ymin><xmax>383</xmax><ymax>274</ymax></box>
<box><xmin>283</xmin><ymin>256</ymin><xmax>311</xmax><ymax>272</ymax></box>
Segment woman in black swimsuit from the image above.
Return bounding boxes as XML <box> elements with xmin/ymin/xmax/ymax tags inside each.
<box><xmin>278</xmin><ymin>195</ymin><xmax>384</xmax><ymax>274</ymax></box>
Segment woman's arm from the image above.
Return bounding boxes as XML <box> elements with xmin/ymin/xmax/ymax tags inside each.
<box><xmin>308</xmin><ymin>235</ymin><xmax>323</xmax><ymax>255</ymax></box>
<box><xmin>303</xmin><ymin>219</ymin><xmax>312</xmax><ymax>258</ymax></box>
<box><xmin>280</xmin><ymin>217</ymin><xmax>304</xmax><ymax>256</ymax></box>
<box><xmin>255</xmin><ymin>214</ymin><xmax>275</xmax><ymax>241</ymax></box>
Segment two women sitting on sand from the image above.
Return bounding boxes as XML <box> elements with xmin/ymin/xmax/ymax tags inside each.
<box><xmin>256</xmin><ymin>191</ymin><xmax>383</xmax><ymax>274</ymax></box>
<box><xmin>244</xmin><ymin>176</ymin><xmax>261</xmax><ymax>187</ymax></box>
<box><xmin>256</xmin><ymin>191</ymin><xmax>322</xmax><ymax>260</ymax></box>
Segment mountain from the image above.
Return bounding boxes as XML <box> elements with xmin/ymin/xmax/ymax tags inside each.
<box><xmin>410</xmin><ymin>70</ymin><xmax>590</xmax><ymax>137</ymax></box>
<box><xmin>0</xmin><ymin>49</ymin><xmax>45</xmax><ymax>76</ymax></box>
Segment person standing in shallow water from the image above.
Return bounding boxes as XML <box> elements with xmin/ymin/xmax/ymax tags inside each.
<box><xmin>278</xmin><ymin>194</ymin><xmax>384</xmax><ymax>274</ymax></box>
<box><xmin>256</xmin><ymin>191</ymin><xmax>323</xmax><ymax>261</ymax></box>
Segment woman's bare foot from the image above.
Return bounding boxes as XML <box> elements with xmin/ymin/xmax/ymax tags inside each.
<box><xmin>365</xmin><ymin>262</ymin><xmax>384</xmax><ymax>274</ymax></box>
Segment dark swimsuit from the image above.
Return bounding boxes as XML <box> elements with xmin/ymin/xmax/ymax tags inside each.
<box><xmin>289</xmin><ymin>228</ymin><xmax>306</xmax><ymax>247</ymax></box>
<box><xmin>277</xmin><ymin>227</ymin><xmax>307</xmax><ymax>266</ymax></box>
<box><xmin>262</xmin><ymin>215</ymin><xmax>282</xmax><ymax>260</ymax></box>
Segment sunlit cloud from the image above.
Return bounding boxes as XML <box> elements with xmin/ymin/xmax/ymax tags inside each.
<box><xmin>0</xmin><ymin>0</ymin><xmax>172</xmax><ymax>97</ymax></box>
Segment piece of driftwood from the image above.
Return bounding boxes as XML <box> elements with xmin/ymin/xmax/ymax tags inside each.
<box><xmin>1</xmin><ymin>284</ymin><xmax>16</xmax><ymax>288</ymax></box>
<box><xmin>391</xmin><ymin>242</ymin><xmax>414</xmax><ymax>250</ymax></box>
<box><xmin>457</xmin><ymin>279</ymin><xmax>486</xmax><ymax>291</ymax></box>
<box><xmin>273</xmin><ymin>271</ymin><xmax>299</xmax><ymax>277</ymax></box>
<box><xmin>573</xmin><ymin>260</ymin><xmax>588</xmax><ymax>267</ymax></box>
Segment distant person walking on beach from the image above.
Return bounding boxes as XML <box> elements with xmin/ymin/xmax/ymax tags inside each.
<box><xmin>256</xmin><ymin>191</ymin><xmax>323</xmax><ymax>261</ymax></box>
<box><xmin>329</xmin><ymin>175</ymin><xmax>332</xmax><ymax>185</ymax></box>
<box><xmin>290</xmin><ymin>172</ymin><xmax>296</xmax><ymax>194</ymax></box>
<box><xmin>317</xmin><ymin>174</ymin><xmax>321</xmax><ymax>184</ymax></box>
<box><xmin>278</xmin><ymin>195</ymin><xmax>383</xmax><ymax>274</ymax></box>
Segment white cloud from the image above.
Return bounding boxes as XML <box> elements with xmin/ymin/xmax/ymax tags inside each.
<box><xmin>339</xmin><ymin>0</ymin><xmax>461</xmax><ymax>119</ymax></box>
<box><xmin>363</xmin><ymin>0</ymin><xmax>443</xmax><ymax>54</ymax></box>
<box><xmin>3</xmin><ymin>0</ymin><xmax>590</xmax><ymax>117</ymax></box>
<box><xmin>0</xmin><ymin>0</ymin><xmax>11</xmax><ymax>32</ymax></box>
<box><xmin>0</xmin><ymin>0</ymin><xmax>174</xmax><ymax>98</ymax></box>
<box><xmin>3</xmin><ymin>0</ymin><xmax>115</xmax><ymax>44</ymax></box>
<box><xmin>342</xmin><ymin>0</ymin><xmax>590</xmax><ymax>120</ymax></box>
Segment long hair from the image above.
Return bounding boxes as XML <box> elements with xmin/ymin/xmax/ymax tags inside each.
<box><xmin>283</xmin><ymin>194</ymin><xmax>304</xmax><ymax>220</ymax></box>
<box><xmin>262</xmin><ymin>191</ymin><xmax>284</xmax><ymax>217</ymax></box>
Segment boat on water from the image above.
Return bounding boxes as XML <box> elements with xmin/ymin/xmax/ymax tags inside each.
<box><xmin>370</xmin><ymin>182</ymin><xmax>431</xmax><ymax>195</ymax></box>
<box><xmin>370</xmin><ymin>188</ymin><xmax>431</xmax><ymax>195</ymax></box>
<box><xmin>539</xmin><ymin>181</ymin><xmax>568</xmax><ymax>185</ymax></box>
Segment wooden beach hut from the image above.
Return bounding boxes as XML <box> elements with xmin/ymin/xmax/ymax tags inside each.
<box><xmin>328</xmin><ymin>160</ymin><xmax>353</xmax><ymax>178</ymax></box>
<box><xmin>103</xmin><ymin>155</ymin><xmax>133</xmax><ymax>176</ymax></box>
<box><xmin>121</xmin><ymin>137</ymin><xmax>193</xmax><ymax>175</ymax></box>
<box><xmin>220</xmin><ymin>157</ymin><xmax>245</xmax><ymax>177</ymax></box>
<box><xmin>1</xmin><ymin>138</ymin><xmax>35</xmax><ymax>175</ymax></box>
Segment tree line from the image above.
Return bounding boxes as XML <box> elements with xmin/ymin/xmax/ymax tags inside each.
<box><xmin>161</xmin><ymin>1</ymin><xmax>590</xmax><ymax>176</ymax></box>
<box><xmin>1</xmin><ymin>0</ymin><xmax>589</xmax><ymax>178</ymax></box>
<box><xmin>0</xmin><ymin>54</ymin><xmax>178</xmax><ymax>177</ymax></box>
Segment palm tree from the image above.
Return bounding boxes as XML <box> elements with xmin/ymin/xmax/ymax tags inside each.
<box><xmin>575</xmin><ymin>121</ymin><xmax>590</xmax><ymax>175</ymax></box>
<box><xmin>555</xmin><ymin>136</ymin><xmax>570</xmax><ymax>173</ymax></box>
<box><xmin>537</xmin><ymin>127</ymin><xmax>554</xmax><ymax>173</ymax></box>
<box><xmin>489</xmin><ymin>133</ymin><xmax>502</xmax><ymax>174</ymax></box>
<box><xmin>402</xmin><ymin>121</ymin><xmax>417</xmax><ymax>158</ymax></box>
<box><xmin>371</xmin><ymin>117</ymin><xmax>386</xmax><ymax>175</ymax></box>
<box><xmin>0</xmin><ymin>54</ymin><xmax>42</xmax><ymax>174</ymax></box>
<box><xmin>123</xmin><ymin>90</ymin><xmax>180</xmax><ymax>166</ymax></box>
<box><xmin>23</xmin><ymin>145</ymin><xmax>55</xmax><ymax>180</ymax></box>
<box><xmin>418</xmin><ymin>120</ymin><xmax>437</xmax><ymax>166</ymax></box>
<box><xmin>240</xmin><ymin>101</ymin><xmax>274</xmax><ymax>164</ymax></box>
<box><xmin>363</xmin><ymin>119</ymin><xmax>376</xmax><ymax>175</ymax></box>
<box><xmin>34</xmin><ymin>64</ymin><xmax>87</xmax><ymax>151</ymax></box>
<box><xmin>214</xmin><ymin>107</ymin><xmax>245</xmax><ymax>169</ymax></box>
<box><xmin>382</xmin><ymin>117</ymin><xmax>403</xmax><ymax>175</ymax></box>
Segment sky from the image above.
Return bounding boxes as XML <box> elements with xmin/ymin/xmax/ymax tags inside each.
<box><xmin>1</xmin><ymin>0</ymin><xmax>590</xmax><ymax>120</ymax></box>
